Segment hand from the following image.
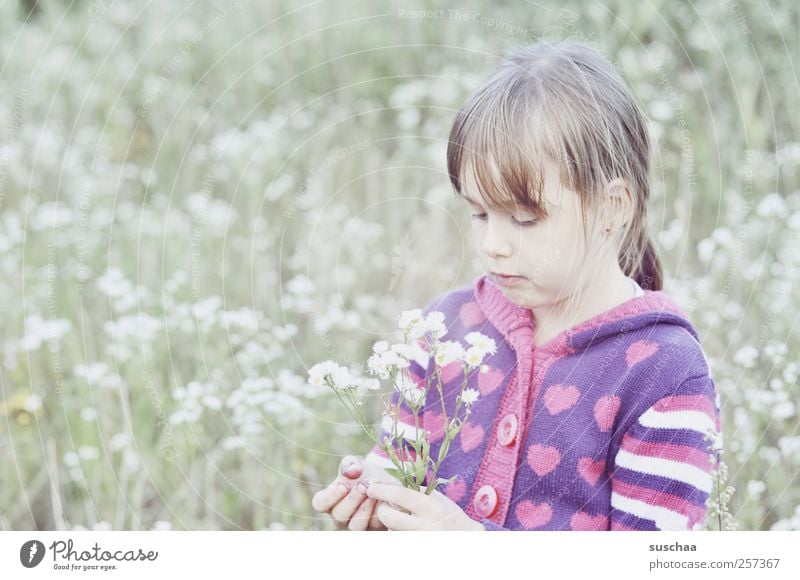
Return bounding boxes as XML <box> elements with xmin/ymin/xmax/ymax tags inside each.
<box><xmin>365</xmin><ymin>481</ymin><xmax>485</xmax><ymax>531</ymax></box>
<box><xmin>311</xmin><ymin>455</ymin><xmax>397</xmax><ymax>531</ymax></box>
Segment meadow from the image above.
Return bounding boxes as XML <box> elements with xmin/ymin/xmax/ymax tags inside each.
<box><xmin>0</xmin><ymin>0</ymin><xmax>797</xmax><ymax>530</ymax></box>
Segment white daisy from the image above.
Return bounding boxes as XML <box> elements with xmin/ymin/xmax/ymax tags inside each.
<box><xmin>307</xmin><ymin>361</ymin><xmax>357</xmax><ymax>391</ymax></box>
<box><xmin>390</xmin><ymin>343</ymin><xmax>414</xmax><ymax>360</ymax></box>
<box><xmin>460</xmin><ymin>388</ymin><xmax>480</xmax><ymax>406</ymax></box>
<box><xmin>397</xmin><ymin>309</ymin><xmax>423</xmax><ymax>332</ymax></box>
<box><xmin>367</xmin><ymin>349</ymin><xmax>410</xmax><ymax>380</ymax></box>
<box><xmin>308</xmin><ymin>360</ymin><xmax>338</xmax><ymax>387</ymax></box>
<box><xmin>424</xmin><ymin>311</ymin><xmax>447</xmax><ymax>339</ymax></box>
<box><xmin>331</xmin><ymin>366</ymin><xmax>356</xmax><ymax>391</ymax></box>
<box><xmin>434</xmin><ymin>340</ymin><xmax>465</xmax><ymax>367</ymax></box>
<box><xmin>465</xmin><ymin>332</ymin><xmax>496</xmax><ymax>356</ymax></box>
<box><xmin>463</xmin><ymin>347</ymin><xmax>485</xmax><ymax>368</ymax></box>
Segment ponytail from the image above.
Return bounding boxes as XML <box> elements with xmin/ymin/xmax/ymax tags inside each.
<box><xmin>631</xmin><ymin>235</ymin><xmax>663</xmax><ymax>291</ymax></box>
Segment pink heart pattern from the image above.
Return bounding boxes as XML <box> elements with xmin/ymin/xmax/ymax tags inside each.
<box><xmin>460</xmin><ymin>423</ymin><xmax>485</xmax><ymax>452</ymax></box>
<box><xmin>527</xmin><ymin>444</ymin><xmax>561</xmax><ymax>476</ymax></box>
<box><xmin>542</xmin><ymin>384</ymin><xmax>580</xmax><ymax>415</ymax></box>
<box><xmin>440</xmin><ymin>360</ymin><xmax>465</xmax><ymax>385</ymax></box>
<box><xmin>594</xmin><ymin>396</ymin><xmax>621</xmax><ymax>433</ymax></box>
<box><xmin>444</xmin><ymin>477</ymin><xmax>467</xmax><ymax>503</ymax></box>
<box><xmin>477</xmin><ymin>367</ymin><xmax>504</xmax><ymax>396</ymax></box>
<box><xmin>570</xmin><ymin>511</ymin><xmax>609</xmax><ymax>530</ymax></box>
<box><xmin>625</xmin><ymin>340</ymin><xmax>660</xmax><ymax>368</ymax></box>
<box><xmin>459</xmin><ymin>301</ymin><xmax>487</xmax><ymax>327</ymax></box>
<box><xmin>515</xmin><ymin>500</ymin><xmax>553</xmax><ymax>529</ymax></box>
<box><xmin>425</xmin><ymin>411</ymin><xmax>446</xmax><ymax>443</ymax></box>
<box><xmin>577</xmin><ymin>457</ymin><xmax>606</xmax><ymax>486</ymax></box>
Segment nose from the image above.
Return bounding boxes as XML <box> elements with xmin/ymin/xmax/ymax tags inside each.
<box><xmin>481</xmin><ymin>219</ymin><xmax>512</xmax><ymax>259</ymax></box>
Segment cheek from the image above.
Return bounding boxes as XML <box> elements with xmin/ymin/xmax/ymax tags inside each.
<box><xmin>470</xmin><ymin>223</ymin><xmax>486</xmax><ymax>247</ymax></box>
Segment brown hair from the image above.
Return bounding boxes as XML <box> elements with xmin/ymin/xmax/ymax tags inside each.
<box><xmin>446</xmin><ymin>39</ymin><xmax>662</xmax><ymax>291</ymax></box>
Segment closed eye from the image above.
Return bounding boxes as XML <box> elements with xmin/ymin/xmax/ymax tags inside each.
<box><xmin>470</xmin><ymin>212</ymin><xmax>538</xmax><ymax>227</ymax></box>
<box><xmin>512</xmin><ymin>216</ymin><xmax>538</xmax><ymax>227</ymax></box>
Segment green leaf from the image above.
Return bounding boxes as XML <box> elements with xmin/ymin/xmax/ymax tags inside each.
<box><xmin>435</xmin><ymin>476</ymin><xmax>457</xmax><ymax>487</ymax></box>
<box><xmin>384</xmin><ymin>467</ymin><xmax>405</xmax><ymax>480</ymax></box>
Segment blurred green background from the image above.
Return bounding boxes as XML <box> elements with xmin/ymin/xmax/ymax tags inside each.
<box><xmin>0</xmin><ymin>0</ymin><xmax>798</xmax><ymax>530</ymax></box>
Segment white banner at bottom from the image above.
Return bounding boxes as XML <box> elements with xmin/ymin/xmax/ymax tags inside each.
<box><xmin>1</xmin><ymin>531</ymin><xmax>797</xmax><ymax>579</ymax></box>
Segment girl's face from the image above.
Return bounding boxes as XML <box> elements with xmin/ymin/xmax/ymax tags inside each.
<box><xmin>463</xmin><ymin>159</ymin><xmax>603</xmax><ymax>311</ymax></box>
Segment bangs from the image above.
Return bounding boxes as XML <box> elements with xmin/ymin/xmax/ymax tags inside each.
<box><xmin>447</xmin><ymin>83</ymin><xmax>553</xmax><ymax>220</ymax></box>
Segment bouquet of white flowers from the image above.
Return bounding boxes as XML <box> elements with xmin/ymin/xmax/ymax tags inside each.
<box><xmin>308</xmin><ymin>308</ymin><xmax>496</xmax><ymax>496</ymax></box>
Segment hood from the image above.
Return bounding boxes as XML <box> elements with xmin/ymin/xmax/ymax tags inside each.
<box><xmin>472</xmin><ymin>274</ymin><xmax>699</xmax><ymax>357</ymax></box>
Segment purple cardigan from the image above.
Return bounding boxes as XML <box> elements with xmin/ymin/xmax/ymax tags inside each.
<box><xmin>367</xmin><ymin>274</ymin><xmax>723</xmax><ymax>531</ymax></box>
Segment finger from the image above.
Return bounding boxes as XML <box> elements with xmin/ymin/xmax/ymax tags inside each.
<box><xmin>375</xmin><ymin>501</ymin><xmax>418</xmax><ymax>531</ymax></box>
<box><xmin>330</xmin><ymin>480</ymin><xmax>369</xmax><ymax>524</ymax></box>
<box><xmin>367</xmin><ymin>500</ymin><xmax>385</xmax><ymax>531</ymax></box>
<box><xmin>366</xmin><ymin>482</ymin><xmax>425</xmax><ymax>515</ymax></box>
<box><xmin>348</xmin><ymin>497</ymin><xmax>375</xmax><ymax>531</ymax></box>
<box><xmin>312</xmin><ymin>481</ymin><xmax>351</xmax><ymax>513</ymax></box>
<box><xmin>340</xmin><ymin>455</ymin><xmax>363</xmax><ymax>479</ymax></box>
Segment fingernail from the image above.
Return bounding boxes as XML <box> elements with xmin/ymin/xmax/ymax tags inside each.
<box><xmin>356</xmin><ymin>481</ymin><xmax>368</xmax><ymax>495</ymax></box>
<box><xmin>338</xmin><ymin>482</ymin><xmax>350</xmax><ymax>493</ymax></box>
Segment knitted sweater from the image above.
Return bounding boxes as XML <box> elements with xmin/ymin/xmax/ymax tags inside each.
<box><xmin>366</xmin><ymin>274</ymin><xmax>723</xmax><ymax>531</ymax></box>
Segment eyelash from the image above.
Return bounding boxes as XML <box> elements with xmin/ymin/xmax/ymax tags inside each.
<box><xmin>470</xmin><ymin>213</ymin><xmax>538</xmax><ymax>227</ymax></box>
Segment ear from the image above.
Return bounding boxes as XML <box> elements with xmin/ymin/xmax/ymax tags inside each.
<box><xmin>603</xmin><ymin>177</ymin><xmax>635</xmax><ymax>229</ymax></box>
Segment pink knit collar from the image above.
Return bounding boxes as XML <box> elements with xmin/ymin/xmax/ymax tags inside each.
<box><xmin>472</xmin><ymin>274</ymin><xmax>688</xmax><ymax>353</ymax></box>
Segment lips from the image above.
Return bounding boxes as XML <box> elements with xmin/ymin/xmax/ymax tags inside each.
<box><xmin>488</xmin><ymin>271</ymin><xmax>527</xmax><ymax>288</ymax></box>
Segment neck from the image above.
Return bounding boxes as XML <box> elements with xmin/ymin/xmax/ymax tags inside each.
<box><xmin>530</xmin><ymin>265</ymin><xmax>635</xmax><ymax>344</ymax></box>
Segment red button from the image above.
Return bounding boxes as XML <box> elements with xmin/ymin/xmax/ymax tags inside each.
<box><xmin>473</xmin><ymin>485</ymin><xmax>498</xmax><ymax>518</ymax></box>
<box><xmin>497</xmin><ymin>414</ymin><xmax>518</xmax><ymax>446</ymax></box>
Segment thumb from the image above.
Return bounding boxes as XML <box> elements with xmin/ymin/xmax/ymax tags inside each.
<box><xmin>339</xmin><ymin>455</ymin><xmax>363</xmax><ymax>479</ymax></box>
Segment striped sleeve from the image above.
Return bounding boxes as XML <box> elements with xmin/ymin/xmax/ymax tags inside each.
<box><xmin>364</xmin><ymin>339</ymin><xmax>432</xmax><ymax>483</ymax></box>
<box><xmin>609</xmin><ymin>374</ymin><xmax>723</xmax><ymax>531</ymax></box>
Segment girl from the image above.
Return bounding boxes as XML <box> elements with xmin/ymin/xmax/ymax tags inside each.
<box><xmin>314</xmin><ymin>39</ymin><xmax>723</xmax><ymax>531</ymax></box>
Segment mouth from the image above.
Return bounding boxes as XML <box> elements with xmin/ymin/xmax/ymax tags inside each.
<box><xmin>489</xmin><ymin>271</ymin><xmax>526</xmax><ymax>287</ymax></box>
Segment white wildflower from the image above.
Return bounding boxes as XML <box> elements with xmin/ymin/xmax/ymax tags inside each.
<box><xmin>96</xmin><ymin>267</ymin><xmax>133</xmax><ymax>298</ymax></box>
<box><xmin>434</xmin><ymin>340</ymin><xmax>465</xmax><ymax>367</ymax></box>
<box><xmin>359</xmin><ymin>377</ymin><xmax>381</xmax><ymax>391</ymax></box>
<box><xmin>407</xmin><ymin>340</ymin><xmax>430</xmax><ymax>368</ymax></box>
<box><xmin>390</xmin><ymin>343</ymin><xmax>414</xmax><ymax>359</ymax></box>
<box><xmin>394</xmin><ymin>372</ymin><xmax>424</xmax><ymax>406</ymax></box>
<box><xmin>308</xmin><ymin>361</ymin><xmax>357</xmax><ymax>391</ymax></box>
<box><xmin>20</xmin><ymin>314</ymin><xmax>72</xmax><ymax>351</ymax></box>
<box><xmin>330</xmin><ymin>366</ymin><xmax>356</xmax><ymax>391</ymax></box>
<box><xmin>23</xmin><ymin>394</ymin><xmax>42</xmax><ymax>413</ymax></box>
<box><xmin>78</xmin><ymin>446</ymin><xmax>99</xmax><ymax>461</ymax></box>
<box><xmin>460</xmin><ymin>387</ymin><xmax>480</xmax><ymax>406</ymax></box>
<box><xmin>308</xmin><ymin>360</ymin><xmax>338</xmax><ymax>388</ymax></box>
<box><xmin>464</xmin><ymin>332</ymin><xmax>496</xmax><ymax>356</ymax></box>
<box><xmin>367</xmin><ymin>349</ymin><xmax>410</xmax><ymax>379</ymax></box>
<box><xmin>397</xmin><ymin>309</ymin><xmax>423</xmax><ymax>332</ymax></box>
<box><xmin>733</xmin><ymin>345</ymin><xmax>758</xmax><ymax>368</ymax></box>
<box><xmin>423</xmin><ymin>311</ymin><xmax>447</xmax><ymax>339</ymax></box>
<box><xmin>372</xmin><ymin>340</ymin><xmax>389</xmax><ymax>354</ymax></box>
<box><xmin>463</xmin><ymin>346</ymin><xmax>486</xmax><ymax>369</ymax></box>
